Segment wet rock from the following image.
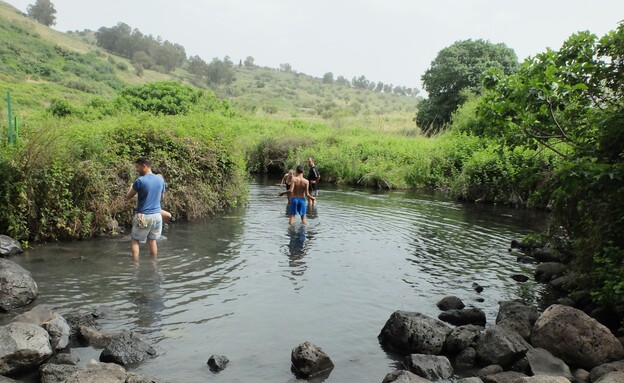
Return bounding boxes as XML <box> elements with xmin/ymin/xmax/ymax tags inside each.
<box><xmin>0</xmin><ymin>235</ymin><xmax>22</xmax><ymax>257</ymax></box>
<box><xmin>379</xmin><ymin>311</ymin><xmax>451</xmax><ymax>355</ymax></box>
<box><xmin>125</xmin><ymin>373</ymin><xmax>167</xmax><ymax>383</ymax></box>
<box><xmin>517</xmin><ymin>256</ymin><xmax>537</xmax><ymax>264</ymax></box>
<box><xmin>403</xmin><ymin>354</ymin><xmax>453</xmax><ymax>380</ymax></box>
<box><xmin>99</xmin><ymin>332</ymin><xmax>156</xmax><ymax>365</ymax></box>
<box><xmin>549</xmin><ymin>275</ymin><xmax>576</xmax><ymax>292</ymax></box>
<box><xmin>530</xmin><ymin>305</ymin><xmax>624</xmax><ymax>370</ymax></box>
<box><xmin>207</xmin><ymin>354</ymin><xmax>229</xmax><ymax>372</ymax></box>
<box><xmin>594</xmin><ymin>371</ymin><xmax>624</xmax><ymax>383</ymax></box>
<box><xmin>510</xmin><ymin>356</ymin><xmax>530</xmax><ymax>374</ymax></box>
<box><xmin>572</xmin><ymin>368</ymin><xmax>589</xmax><ymax>383</ymax></box>
<box><xmin>526</xmin><ymin>348</ymin><xmax>573</xmax><ymax>381</ymax></box>
<box><xmin>382</xmin><ymin>370</ymin><xmax>432</xmax><ymax>383</ymax></box>
<box><xmin>477</xmin><ymin>365</ymin><xmax>504</xmax><ymax>378</ymax></box>
<box><xmin>439</xmin><ymin>308</ymin><xmax>486</xmax><ymax>327</ymax></box>
<box><xmin>473</xmin><ymin>283</ymin><xmax>484</xmax><ymax>293</ymax></box>
<box><xmin>48</xmin><ymin>353</ymin><xmax>80</xmax><ymax>365</ymax></box>
<box><xmin>498</xmin><ymin>318</ymin><xmax>532</xmax><ymax>341</ymax></box>
<box><xmin>481</xmin><ymin>371</ymin><xmax>526</xmax><ymax>383</ymax></box>
<box><xmin>79</xmin><ymin>326</ymin><xmax>119</xmax><ymax>348</ymax></box>
<box><xmin>436</xmin><ymin>296</ymin><xmax>465</xmax><ymax>311</ymax></box>
<box><xmin>555</xmin><ymin>298</ymin><xmax>575</xmax><ymax>307</ymax></box>
<box><xmin>514</xmin><ymin>377</ymin><xmax>571</xmax><ymax>383</ymax></box>
<box><xmin>290</xmin><ymin>341</ymin><xmax>334</xmax><ymax>378</ymax></box>
<box><xmin>0</xmin><ymin>321</ymin><xmax>52</xmax><ymax>375</ymax></box>
<box><xmin>65</xmin><ymin>311</ymin><xmax>99</xmax><ymax>341</ymax></box>
<box><xmin>40</xmin><ymin>360</ymin><xmax>127</xmax><ymax>383</ymax></box>
<box><xmin>535</xmin><ymin>263</ymin><xmax>566</xmax><ymax>283</ymax></box>
<box><xmin>475</xmin><ymin>325</ymin><xmax>532</xmax><ymax>367</ymax></box>
<box><xmin>511</xmin><ymin>239</ymin><xmax>531</xmax><ymax>250</ymax></box>
<box><xmin>456</xmin><ymin>378</ymin><xmax>484</xmax><ymax>383</ymax></box>
<box><xmin>454</xmin><ymin>347</ymin><xmax>477</xmax><ymax>369</ymax></box>
<box><xmin>0</xmin><ymin>258</ymin><xmax>38</xmax><ymax>312</ymax></box>
<box><xmin>511</xmin><ymin>274</ymin><xmax>530</xmax><ymax>282</ymax></box>
<box><xmin>533</xmin><ymin>248</ymin><xmax>561</xmax><ymax>263</ymax></box>
<box><xmin>589</xmin><ymin>361</ymin><xmax>624</xmax><ymax>382</ymax></box>
<box><xmin>444</xmin><ymin>325</ymin><xmax>481</xmax><ymax>354</ymax></box>
<box><xmin>12</xmin><ymin>305</ymin><xmax>70</xmax><ymax>351</ymax></box>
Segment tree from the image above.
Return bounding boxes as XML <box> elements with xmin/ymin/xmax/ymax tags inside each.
<box><xmin>416</xmin><ymin>39</ymin><xmax>518</xmax><ymax>135</ymax></box>
<box><xmin>244</xmin><ymin>56</ymin><xmax>255</xmax><ymax>68</ymax></box>
<box><xmin>27</xmin><ymin>0</ymin><xmax>56</xmax><ymax>26</ymax></box>
<box><xmin>335</xmin><ymin>75</ymin><xmax>350</xmax><ymax>86</ymax></box>
<box><xmin>206</xmin><ymin>58</ymin><xmax>235</xmax><ymax>85</ymax></box>
<box><xmin>374</xmin><ymin>81</ymin><xmax>384</xmax><ymax>92</ymax></box>
<box><xmin>132</xmin><ymin>51</ymin><xmax>154</xmax><ymax>70</ymax></box>
<box><xmin>187</xmin><ymin>55</ymin><xmax>208</xmax><ymax>78</ymax></box>
<box><xmin>280</xmin><ymin>63</ymin><xmax>292</xmax><ymax>73</ymax></box>
<box><xmin>322</xmin><ymin>72</ymin><xmax>334</xmax><ymax>84</ymax></box>
<box><xmin>352</xmin><ymin>75</ymin><xmax>369</xmax><ymax>89</ymax></box>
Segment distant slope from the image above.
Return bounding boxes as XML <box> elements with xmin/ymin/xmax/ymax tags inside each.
<box><xmin>0</xmin><ymin>0</ymin><xmax>420</xmax><ymax>131</ymax></box>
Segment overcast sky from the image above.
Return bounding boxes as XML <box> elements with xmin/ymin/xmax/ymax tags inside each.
<box><xmin>8</xmin><ymin>0</ymin><xmax>624</xmax><ymax>90</ymax></box>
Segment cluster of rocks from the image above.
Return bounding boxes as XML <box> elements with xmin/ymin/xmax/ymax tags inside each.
<box><xmin>378</xmin><ymin>298</ymin><xmax>624</xmax><ymax>383</ymax></box>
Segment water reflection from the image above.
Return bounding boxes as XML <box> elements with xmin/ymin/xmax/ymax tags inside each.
<box><xmin>282</xmin><ymin>225</ymin><xmax>314</xmax><ymax>285</ymax></box>
<box><xmin>131</xmin><ymin>257</ymin><xmax>165</xmax><ymax>329</ymax></box>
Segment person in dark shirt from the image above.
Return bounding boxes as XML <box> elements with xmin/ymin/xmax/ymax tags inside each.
<box><xmin>126</xmin><ymin>157</ymin><xmax>166</xmax><ymax>258</ymax></box>
<box><xmin>307</xmin><ymin>157</ymin><xmax>320</xmax><ymax>206</ymax></box>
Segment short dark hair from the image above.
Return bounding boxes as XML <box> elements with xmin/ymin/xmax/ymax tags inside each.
<box><xmin>135</xmin><ymin>157</ymin><xmax>152</xmax><ymax>167</ymax></box>
<box><xmin>296</xmin><ymin>165</ymin><xmax>304</xmax><ymax>174</ymax></box>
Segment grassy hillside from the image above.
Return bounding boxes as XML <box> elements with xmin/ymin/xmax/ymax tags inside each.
<box><xmin>0</xmin><ymin>0</ymin><xmax>419</xmax><ymax>132</ymax></box>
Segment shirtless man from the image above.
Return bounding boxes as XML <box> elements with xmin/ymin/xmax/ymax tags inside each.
<box><xmin>288</xmin><ymin>166</ymin><xmax>316</xmax><ymax>225</ymax></box>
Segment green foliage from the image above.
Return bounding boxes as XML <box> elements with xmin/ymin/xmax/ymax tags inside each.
<box><xmin>417</xmin><ymin>39</ymin><xmax>518</xmax><ymax>135</ymax></box>
<box><xmin>47</xmin><ymin>98</ymin><xmax>74</xmax><ymax>117</ymax></box>
<box><xmin>27</xmin><ymin>0</ymin><xmax>56</xmax><ymax>26</ymax></box>
<box><xmin>118</xmin><ymin>81</ymin><xmax>202</xmax><ymax>115</ymax></box>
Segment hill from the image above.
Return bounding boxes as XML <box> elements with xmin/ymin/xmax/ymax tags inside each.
<box><xmin>0</xmin><ymin>0</ymin><xmax>420</xmax><ymax>131</ymax></box>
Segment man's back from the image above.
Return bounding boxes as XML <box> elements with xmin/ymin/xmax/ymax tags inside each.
<box><xmin>133</xmin><ymin>174</ymin><xmax>165</xmax><ymax>214</ymax></box>
<box><xmin>291</xmin><ymin>176</ymin><xmax>309</xmax><ymax>198</ymax></box>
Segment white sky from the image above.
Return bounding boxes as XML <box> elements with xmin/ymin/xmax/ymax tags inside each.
<box><xmin>8</xmin><ymin>0</ymin><xmax>624</xmax><ymax>90</ymax></box>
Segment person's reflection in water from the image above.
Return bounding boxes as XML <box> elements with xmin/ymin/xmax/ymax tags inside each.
<box><xmin>283</xmin><ymin>226</ymin><xmax>314</xmax><ymax>287</ymax></box>
<box><xmin>131</xmin><ymin>257</ymin><xmax>165</xmax><ymax>330</ymax></box>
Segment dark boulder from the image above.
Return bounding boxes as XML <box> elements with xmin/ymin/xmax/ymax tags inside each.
<box><xmin>477</xmin><ymin>364</ymin><xmax>504</xmax><ymax>378</ymax></box>
<box><xmin>379</xmin><ymin>311</ymin><xmax>451</xmax><ymax>355</ymax></box>
<box><xmin>526</xmin><ymin>348</ymin><xmax>573</xmax><ymax>381</ymax></box>
<box><xmin>535</xmin><ymin>263</ymin><xmax>566</xmax><ymax>283</ymax></box>
<box><xmin>496</xmin><ymin>300</ymin><xmax>539</xmax><ymax>341</ymax></box>
<box><xmin>99</xmin><ymin>331</ymin><xmax>156</xmax><ymax>365</ymax></box>
<box><xmin>0</xmin><ymin>258</ymin><xmax>38</xmax><ymax>312</ymax></box>
<box><xmin>511</xmin><ymin>274</ymin><xmax>530</xmax><ymax>283</ymax></box>
<box><xmin>382</xmin><ymin>370</ymin><xmax>432</xmax><ymax>383</ymax></box>
<box><xmin>443</xmin><ymin>325</ymin><xmax>481</xmax><ymax>354</ymax></box>
<box><xmin>207</xmin><ymin>354</ymin><xmax>229</xmax><ymax>372</ymax></box>
<box><xmin>290</xmin><ymin>341</ymin><xmax>334</xmax><ymax>378</ymax></box>
<box><xmin>12</xmin><ymin>305</ymin><xmax>70</xmax><ymax>351</ymax></box>
<box><xmin>438</xmin><ymin>308</ymin><xmax>486</xmax><ymax>327</ymax></box>
<box><xmin>482</xmin><ymin>371</ymin><xmax>527</xmax><ymax>383</ymax></box>
<box><xmin>0</xmin><ymin>322</ymin><xmax>52</xmax><ymax>375</ymax></box>
<box><xmin>475</xmin><ymin>325</ymin><xmax>532</xmax><ymax>367</ymax></box>
<box><xmin>590</xmin><ymin>361</ymin><xmax>624</xmax><ymax>383</ymax></box>
<box><xmin>436</xmin><ymin>296</ymin><xmax>465</xmax><ymax>311</ymax></box>
<box><xmin>40</xmin><ymin>361</ymin><xmax>126</xmax><ymax>383</ymax></box>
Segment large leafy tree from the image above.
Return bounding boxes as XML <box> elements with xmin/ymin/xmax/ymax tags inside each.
<box><xmin>27</xmin><ymin>0</ymin><xmax>57</xmax><ymax>26</ymax></box>
<box><xmin>417</xmin><ymin>39</ymin><xmax>518</xmax><ymax>135</ymax></box>
<box><xmin>477</xmin><ymin>24</ymin><xmax>624</xmax><ymax>314</ymax></box>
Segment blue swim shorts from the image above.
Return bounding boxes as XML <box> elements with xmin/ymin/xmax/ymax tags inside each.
<box><xmin>289</xmin><ymin>198</ymin><xmax>306</xmax><ymax>217</ymax></box>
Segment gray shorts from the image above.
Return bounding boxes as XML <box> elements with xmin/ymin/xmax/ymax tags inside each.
<box><xmin>131</xmin><ymin>213</ymin><xmax>162</xmax><ymax>243</ymax></box>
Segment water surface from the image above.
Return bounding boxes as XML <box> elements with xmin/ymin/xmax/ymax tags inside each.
<box><xmin>7</xmin><ymin>178</ymin><xmax>548</xmax><ymax>382</ymax></box>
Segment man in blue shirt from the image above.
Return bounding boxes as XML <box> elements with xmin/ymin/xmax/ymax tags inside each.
<box><xmin>126</xmin><ymin>157</ymin><xmax>166</xmax><ymax>258</ymax></box>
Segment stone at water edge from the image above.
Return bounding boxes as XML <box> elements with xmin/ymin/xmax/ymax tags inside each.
<box><xmin>378</xmin><ymin>311</ymin><xmax>451</xmax><ymax>355</ymax></box>
<box><xmin>456</xmin><ymin>378</ymin><xmax>484</xmax><ymax>383</ymax></box>
<box><xmin>496</xmin><ymin>300</ymin><xmax>539</xmax><ymax>341</ymax></box>
<box><xmin>0</xmin><ymin>258</ymin><xmax>38</xmax><ymax>312</ymax></box>
<box><xmin>525</xmin><ymin>348</ymin><xmax>573</xmax><ymax>381</ymax></box>
<box><xmin>534</xmin><ymin>262</ymin><xmax>566</xmax><ymax>283</ymax></box>
<box><xmin>514</xmin><ymin>377</ymin><xmax>572</xmax><ymax>383</ymax></box>
<box><xmin>0</xmin><ymin>321</ymin><xmax>53</xmax><ymax>375</ymax></box>
<box><xmin>0</xmin><ymin>375</ymin><xmax>21</xmax><ymax>383</ymax></box>
<box><xmin>594</xmin><ymin>371</ymin><xmax>624</xmax><ymax>383</ymax></box>
<box><xmin>403</xmin><ymin>354</ymin><xmax>453</xmax><ymax>380</ymax></box>
<box><xmin>443</xmin><ymin>324</ymin><xmax>481</xmax><ymax>355</ymax></box>
<box><xmin>530</xmin><ymin>304</ymin><xmax>624</xmax><ymax>370</ymax></box>
<box><xmin>475</xmin><ymin>325</ymin><xmax>532</xmax><ymax>368</ymax></box>
<box><xmin>99</xmin><ymin>331</ymin><xmax>156</xmax><ymax>365</ymax></box>
<box><xmin>438</xmin><ymin>307</ymin><xmax>486</xmax><ymax>327</ymax></box>
<box><xmin>481</xmin><ymin>371</ymin><xmax>527</xmax><ymax>383</ymax></box>
<box><xmin>572</xmin><ymin>369</ymin><xmax>590</xmax><ymax>383</ymax></box>
<box><xmin>454</xmin><ymin>347</ymin><xmax>477</xmax><ymax>369</ymax></box>
<box><xmin>589</xmin><ymin>360</ymin><xmax>624</xmax><ymax>382</ymax></box>
<box><xmin>477</xmin><ymin>364</ymin><xmax>504</xmax><ymax>378</ymax></box>
<box><xmin>39</xmin><ymin>361</ymin><xmax>127</xmax><ymax>383</ymax></box>
<box><xmin>436</xmin><ymin>295</ymin><xmax>465</xmax><ymax>311</ymax></box>
<box><xmin>207</xmin><ymin>355</ymin><xmax>229</xmax><ymax>372</ymax></box>
<box><xmin>381</xmin><ymin>370</ymin><xmax>432</xmax><ymax>383</ymax></box>
<box><xmin>47</xmin><ymin>353</ymin><xmax>80</xmax><ymax>366</ymax></box>
<box><xmin>0</xmin><ymin>235</ymin><xmax>22</xmax><ymax>256</ymax></box>
<box><xmin>12</xmin><ymin>305</ymin><xmax>71</xmax><ymax>351</ymax></box>
<box><xmin>291</xmin><ymin>342</ymin><xmax>334</xmax><ymax>378</ymax></box>
<box><xmin>511</xmin><ymin>274</ymin><xmax>530</xmax><ymax>282</ymax></box>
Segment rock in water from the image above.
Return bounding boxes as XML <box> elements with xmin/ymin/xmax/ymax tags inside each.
<box><xmin>404</xmin><ymin>354</ymin><xmax>453</xmax><ymax>380</ymax></box>
<box><xmin>0</xmin><ymin>322</ymin><xmax>53</xmax><ymax>375</ymax></box>
<box><xmin>438</xmin><ymin>308</ymin><xmax>486</xmax><ymax>327</ymax></box>
<box><xmin>0</xmin><ymin>235</ymin><xmax>22</xmax><ymax>256</ymax></box>
<box><xmin>207</xmin><ymin>355</ymin><xmax>229</xmax><ymax>372</ymax></box>
<box><xmin>378</xmin><ymin>311</ymin><xmax>451</xmax><ymax>355</ymax></box>
<box><xmin>0</xmin><ymin>258</ymin><xmax>38</xmax><ymax>312</ymax></box>
<box><xmin>443</xmin><ymin>325</ymin><xmax>481</xmax><ymax>355</ymax></box>
<box><xmin>436</xmin><ymin>296</ymin><xmax>465</xmax><ymax>311</ymax></box>
<box><xmin>99</xmin><ymin>332</ymin><xmax>156</xmax><ymax>365</ymax></box>
<box><xmin>382</xmin><ymin>370</ymin><xmax>432</xmax><ymax>383</ymax></box>
<box><xmin>12</xmin><ymin>305</ymin><xmax>71</xmax><ymax>351</ymax></box>
<box><xmin>534</xmin><ymin>263</ymin><xmax>566</xmax><ymax>283</ymax></box>
<box><xmin>475</xmin><ymin>325</ymin><xmax>532</xmax><ymax>368</ymax></box>
<box><xmin>526</xmin><ymin>348</ymin><xmax>573</xmax><ymax>381</ymax></box>
<box><xmin>511</xmin><ymin>274</ymin><xmax>530</xmax><ymax>282</ymax></box>
<box><xmin>530</xmin><ymin>305</ymin><xmax>624</xmax><ymax>370</ymax></box>
<box><xmin>290</xmin><ymin>342</ymin><xmax>334</xmax><ymax>378</ymax></box>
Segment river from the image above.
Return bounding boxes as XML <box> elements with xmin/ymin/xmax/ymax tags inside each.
<box><xmin>6</xmin><ymin>178</ymin><xmax>549</xmax><ymax>382</ymax></box>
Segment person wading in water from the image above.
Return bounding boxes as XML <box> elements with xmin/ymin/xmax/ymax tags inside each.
<box><xmin>288</xmin><ymin>166</ymin><xmax>315</xmax><ymax>225</ymax></box>
<box><xmin>307</xmin><ymin>157</ymin><xmax>320</xmax><ymax>206</ymax></box>
<box><xmin>127</xmin><ymin>157</ymin><xmax>166</xmax><ymax>258</ymax></box>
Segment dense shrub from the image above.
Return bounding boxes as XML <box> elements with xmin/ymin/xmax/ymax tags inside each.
<box><xmin>118</xmin><ymin>81</ymin><xmax>202</xmax><ymax>115</ymax></box>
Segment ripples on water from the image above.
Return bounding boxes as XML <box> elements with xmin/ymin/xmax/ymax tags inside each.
<box><xmin>6</xmin><ymin>178</ymin><xmax>548</xmax><ymax>382</ymax></box>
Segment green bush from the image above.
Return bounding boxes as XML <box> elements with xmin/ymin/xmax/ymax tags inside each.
<box><xmin>118</xmin><ymin>81</ymin><xmax>202</xmax><ymax>115</ymax></box>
